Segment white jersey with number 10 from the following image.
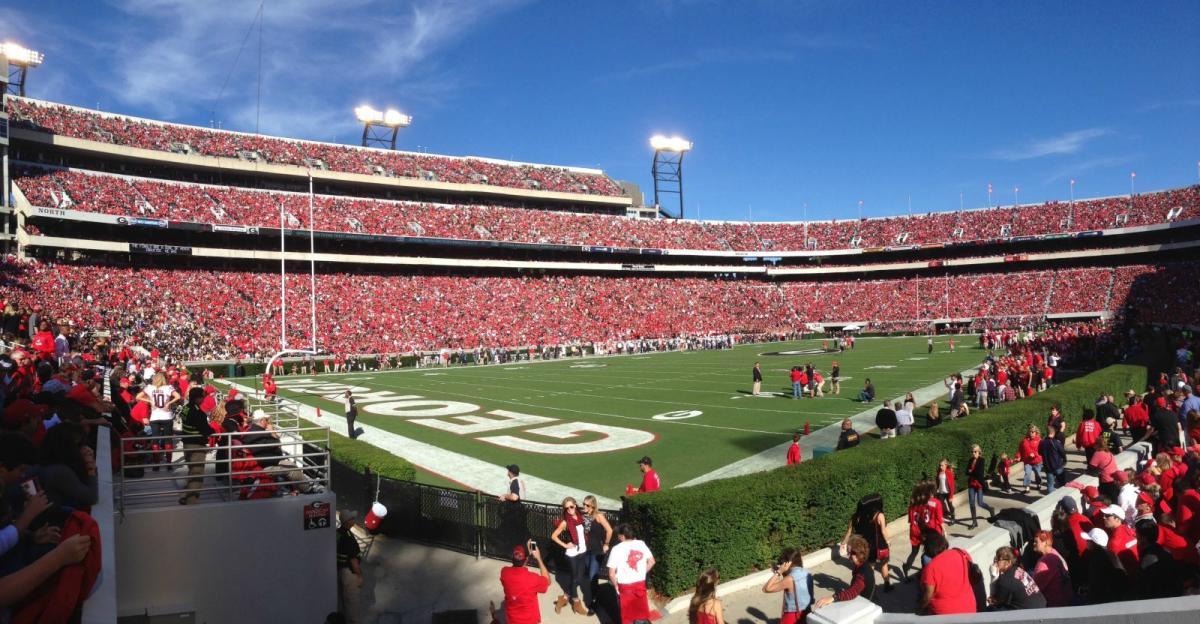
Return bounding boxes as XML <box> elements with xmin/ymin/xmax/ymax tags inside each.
<box><xmin>147</xmin><ymin>384</ymin><xmax>177</xmax><ymax>421</ymax></box>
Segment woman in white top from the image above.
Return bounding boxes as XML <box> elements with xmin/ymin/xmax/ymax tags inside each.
<box><xmin>137</xmin><ymin>372</ymin><xmax>181</xmax><ymax>470</ymax></box>
<box><xmin>550</xmin><ymin>496</ymin><xmax>592</xmax><ymax>615</ymax></box>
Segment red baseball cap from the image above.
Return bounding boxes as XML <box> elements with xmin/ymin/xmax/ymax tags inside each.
<box><xmin>1170</xmin><ymin>447</ymin><xmax>1185</xmax><ymax>458</ymax></box>
<box><xmin>1139</xmin><ymin>472</ymin><xmax>1156</xmax><ymax>486</ymax></box>
<box><xmin>2</xmin><ymin>399</ymin><xmax>51</xmax><ymax>428</ymax></box>
<box><xmin>1083</xmin><ymin>485</ymin><xmax>1100</xmax><ymax>500</ymax></box>
<box><xmin>511</xmin><ymin>544</ymin><xmax>527</xmax><ymax>562</ymax></box>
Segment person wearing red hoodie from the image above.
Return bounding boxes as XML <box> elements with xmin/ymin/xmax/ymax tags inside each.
<box><xmin>30</xmin><ymin>321</ymin><xmax>56</xmax><ymax>364</ymax></box>
<box><xmin>786</xmin><ymin>435</ymin><xmax>801</xmax><ymax>465</ymax></box>
<box><xmin>1017</xmin><ymin>425</ymin><xmax>1044</xmax><ymax>494</ymax></box>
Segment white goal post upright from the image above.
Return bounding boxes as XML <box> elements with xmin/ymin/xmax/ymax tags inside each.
<box><xmin>264</xmin><ymin>171</ymin><xmax>321</xmax><ymax>394</ymax></box>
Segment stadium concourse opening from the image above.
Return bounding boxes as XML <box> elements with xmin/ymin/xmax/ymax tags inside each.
<box><xmin>2</xmin><ymin>17</ymin><xmax>1200</xmax><ymax>624</ymax></box>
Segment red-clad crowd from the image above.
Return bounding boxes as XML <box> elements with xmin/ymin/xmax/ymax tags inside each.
<box><xmin>0</xmin><ymin>255</ymin><xmax>1193</xmax><ymax>360</ymax></box>
<box><xmin>16</xmin><ymin>167</ymin><xmax>1200</xmax><ymax>253</ymax></box>
<box><xmin>6</xmin><ymin>98</ymin><xmax>624</xmax><ymax>198</ymax></box>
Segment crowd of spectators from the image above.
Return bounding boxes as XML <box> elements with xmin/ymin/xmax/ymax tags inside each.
<box><xmin>0</xmin><ymin>255</ymin><xmax>1190</xmax><ymax>361</ymax></box>
<box><xmin>6</xmin><ymin>98</ymin><xmax>625</xmax><ymax>198</ymax></box>
<box><xmin>16</xmin><ymin>166</ymin><xmax>1199</xmax><ymax>254</ymax></box>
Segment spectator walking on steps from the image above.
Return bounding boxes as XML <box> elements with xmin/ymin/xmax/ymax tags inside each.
<box><xmin>936</xmin><ymin>459</ymin><xmax>956</xmax><ymax>523</ymax></box>
<box><xmin>967</xmin><ymin>444</ymin><xmax>995</xmax><ymax>529</ymax></box>
<box><xmin>337</xmin><ymin>510</ymin><xmax>364</xmax><ymax>624</ymax></box>
<box><xmin>1039</xmin><ymin>423</ymin><xmax>1067</xmax><ymax>493</ymax></box>
<box><xmin>840</xmin><ymin>493</ymin><xmax>893</xmax><ymax>592</ymax></box>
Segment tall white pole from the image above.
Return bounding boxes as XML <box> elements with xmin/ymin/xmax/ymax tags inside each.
<box><xmin>1070</xmin><ymin>179</ymin><xmax>1075</xmax><ymax>203</ymax></box>
<box><xmin>309</xmin><ymin>173</ymin><xmax>317</xmax><ymax>354</ymax></box>
<box><xmin>959</xmin><ymin>192</ymin><xmax>964</xmax><ymax>211</ymax></box>
<box><xmin>280</xmin><ymin>196</ymin><xmax>287</xmax><ymax>350</ymax></box>
<box><xmin>1014</xmin><ymin>186</ymin><xmax>1019</xmax><ymax>206</ymax></box>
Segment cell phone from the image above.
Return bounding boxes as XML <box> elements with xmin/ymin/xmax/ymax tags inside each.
<box><xmin>528</xmin><ymin>540</ymin><xmax>539</xmax><ymax>552</ymax></box>
<box><xmin>20</xmin><ymin>476</ymin><xmax>41</xmax><ymax>499</ymax></box>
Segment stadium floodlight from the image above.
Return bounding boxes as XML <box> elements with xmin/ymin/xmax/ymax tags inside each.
<box><xmin>2</xmin><ymin>41</ymin><xmax>45</xmax><ymax>96</ymax></box>
<box><xmin>651</xmin><ymin>135</ymin><xmax>692</xmax><ymax>219</ymax></box>
<box><xmin>650</xmin><ymin>135</ymin><xmax>692</xmax><ymax>153</ymax></box>
<box><xmin>356</xmin><ymin>104</ymin><xmax>411</xmax><ymax>150</ymax></box>
<box><xmin>1</xmin><ymin>43</ymin><xmax>43</xmax><ymax>67</ymax></box>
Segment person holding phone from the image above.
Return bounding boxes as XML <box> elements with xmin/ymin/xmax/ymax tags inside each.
<box><xmin>762</xmin><ymin>547</ymin><xmax>812</xmax><ymax>624</ymax></box>
<box><xmin>500</xmin><ymin>540</ymin><xmax>550</xmax><ymax>624</ymax></box>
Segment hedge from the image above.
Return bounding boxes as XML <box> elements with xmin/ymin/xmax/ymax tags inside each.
<box><xmin>622</xmin><ymin>359</ymin><xmax>1154</xmax><ymax>596</ymax></box>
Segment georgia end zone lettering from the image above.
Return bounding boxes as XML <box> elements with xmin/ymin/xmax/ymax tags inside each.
<box><xmin>272</xmin><ymin>379</ymin><xmax>654</xmax><ymax>455</ymax></box>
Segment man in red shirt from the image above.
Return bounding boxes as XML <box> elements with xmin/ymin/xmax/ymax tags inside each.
<box><xmin>1075</xmin><ymin>409</ymin><xmax>1102</xmax><ymax>462</ymax></box>
<box><xmin>500</xmin><ymin>542</ymin><xmax>550</xmax><ymax>624</ymax></box>
<box><xmin>786</xmin><ymin>435</ymin><xmax>802</xmax><ymax>465</ymax></box>
<box><xmin>635</xmin><ymin>456</ymin><xmax>660</xmax><ymax>494</ymax></box>
<box><xmin>919</xmin><ymin>534</ymin><xmax>977</xmax><ymax>615</ymax></box>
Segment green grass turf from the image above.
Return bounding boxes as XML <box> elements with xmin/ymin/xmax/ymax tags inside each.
<box><xmin>235</xmin><ymin>335</ymin><xmax>985</xmax><ymax>499</ymax></box>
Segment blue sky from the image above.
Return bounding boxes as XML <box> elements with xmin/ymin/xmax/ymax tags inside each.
<box><xmin>3</xmin><ymin>0</ymin><xmax>1198</xmax><ymax>222</ymax></box>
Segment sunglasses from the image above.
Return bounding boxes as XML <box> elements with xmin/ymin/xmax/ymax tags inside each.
<box><xmin>564</xmin><ymin>505</ymin><xmax>576</xmax><ymax>510</ymax></box>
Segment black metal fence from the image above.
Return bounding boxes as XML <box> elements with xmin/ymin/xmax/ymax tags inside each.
<box><xmin>333</xmin><ymin>463</ymin><xmax>624</xmax><ymax>571</ymax></box>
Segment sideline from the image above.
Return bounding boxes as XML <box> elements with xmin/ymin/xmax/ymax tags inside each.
<box><xmin>678</xmin><ymin>365</ymin><xmax>980</xmax><ymax>487</ymax></box>
<box><xmin>216</xmin><ymin>380</ymin><xmax>622</xmax><ymax>509</ymax></box>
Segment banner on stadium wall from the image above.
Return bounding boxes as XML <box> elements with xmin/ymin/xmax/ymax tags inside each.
<box><xmin>130</xmin><ymin>243</ymin><xmax>193</xmax><ymax>255</ymax></box>
<box><xmin>582</xmin><ymin>246</ymin><xmax>614</xmax><ymax>253</ymax></box>
<box><xmin>1043</xmin><ymin>233</ymin><xmax>1072</xmax><ymax>240</ymax></box>
<box><xmin>621</xmin><ymin>264</ymin><xmax>655</xmax><ymax>271</ymax></box>
<box><xmin>170</xmin><ymin>221</ymin><xmax>209</xmax><ymax>232</ymax></box>
<box><xmin>1004</xmin><ymin>254</ymin><xmax>1028</xmax><ymax>262</ymax></box>
<box><xmin>1011</xmin><ymin>235</ymin><xmax>1037</xmax><ymax>243</ymax></box>
<box><xmin>30</xmin><ymin>206</ymin><xmax>123</xmax><ymax>225</ymax></box>
<box><xmin>212</xmin><ymin>224</ymin><xmax>261</xmax><ymax>235</ymax></box>
<box><xmin>927</xmin><ymin>260</ymin><xmax>944</xmax><ymax>268</ymax></box>
<box><xmin>116</xmin><ymin>216</ymin><xmax>168</xmax><ymax>228</ymax></box>
<box><xmin>639</xmin><ymin>248</ymin><xmax>664</xmax><ymax>255</ymax></box>
<box><xmin>1075</xmin><ymin>230</ymin><xmax>1103</xmax><ymax>238</ymax></box>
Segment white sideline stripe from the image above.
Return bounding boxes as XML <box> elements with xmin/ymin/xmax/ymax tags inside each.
<box><xmin>677</xmin><ymin>366</ymin><xmax>979</xmax><ymax>487</ymax></box>
<box><xmin>217</xmin><ymin>381</ymin><xmax>621</xmax><ymax>509</ymax></box>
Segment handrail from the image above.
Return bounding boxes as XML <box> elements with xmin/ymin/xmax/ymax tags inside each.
<box><xmin>115</xmin><ymin>423</ymin><xmax>331</xmax><ymax>512</ymax></box>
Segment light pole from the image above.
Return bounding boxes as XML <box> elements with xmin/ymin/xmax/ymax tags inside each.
<box><xmin>987</xmin><ymin>183</ymin><xmax>993</xmax><ymax>208</ymax></box>
<box><xmin>1014</xmin><ymin>186</ymin><xmax>1019</xmax><ymax>206</ymax></box>
<box><xmin>1070</xmin><ymin>179</ymin><xmax>1075</xmax><ymax>203</ymax></box>
<box><xmin>650</xmin><ymin>135</ymin><xmax>692</xmax><ymax>219</ymax></box>
<box><xmin>1</xmin><ymin>42</ymin><xmax>44</xmax><ymax>96</ymax></box>
<box><xmin>355</xmin><ymin>105</ymin><xmax>412</xmax><ymax>150</ymax></box>
<box><xmin>1130</xmin><ymin>171</ymin><xmax>1136</xmax><ymax>197</ymax></box>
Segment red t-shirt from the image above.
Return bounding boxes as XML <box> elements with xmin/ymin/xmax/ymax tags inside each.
<box><xmin>1107</xmin><ymin>524</ymin><xmax>1139</xmax><ymax>576</ymax></box>
<box><xmin>639</xmin><ymin>469</ymin><xmax>661</xmax><ymax>493</ymax></box>
<box><xmin>1076</xmin><ymin>420</ymin><xmax>1101</xmax><ymax>448</ymax></box>
<box><xmin>1123</xmin><ymin>404</ymin><xmax>1148</xmax><ymax>428</ymax></box>
<box><xmin>786</xmin><ymin>443</ymin><xmax>801</xmax><ymax>465</ymax></box>
<box><xmin>500</xmin><ymin>566</ymin><xmax>550</xmax><ymax>624</ymax></box>
<box><xmin>1017</xmin><ymin>436</ymin><xmax>1042</xmax><ymax>465</ymax></box>
<box><xmin>923</xmin><ymin>499</ymin><xmax>946</xmax><ymax>536</ymax></box>
<box><xmin>921</xmin><ymin>549</ymin><xmax>976</xmax><ymax>615</ymax></box>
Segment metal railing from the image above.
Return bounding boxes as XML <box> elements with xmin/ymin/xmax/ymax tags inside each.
<box><xmin>114</xmin><ymin>423</ymin><xmax>331</xmax><ymax>514</ymax></box>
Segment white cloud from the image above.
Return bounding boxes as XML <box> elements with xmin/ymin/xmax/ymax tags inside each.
<box><xmin>987</xmin><ymin>128</ymin><xmax>1113</xmax><ymax>161</ymax></box>
<box><xmin>76</xmin><ymin>0</ymin><xmax>524</xmax><ymax>138</ymax></box>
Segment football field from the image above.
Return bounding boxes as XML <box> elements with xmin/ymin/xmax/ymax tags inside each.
<box><xmin>235</xmin><ymin>336</ymin><xmax>984</xmax><ymax>500</ymax></box>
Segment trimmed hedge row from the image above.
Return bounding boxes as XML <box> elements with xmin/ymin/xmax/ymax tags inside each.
<box><xmin>623</xmin><ymin>360</ymin><xmax>1151</xmax><ymax>596</ymax></box>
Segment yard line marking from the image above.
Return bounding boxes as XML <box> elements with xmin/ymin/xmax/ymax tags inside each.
<box><xmin>216</xmin><ymin>380</ymin><xmax>619</xmax><ymax>508</ymax></box>
<box><xmin>417</xmin><ymin>376</ymin><xmax>852</xmax><ymax>417</ymax></box>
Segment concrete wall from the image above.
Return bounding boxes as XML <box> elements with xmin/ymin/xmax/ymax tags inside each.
<box><xmin>116</xmin><ymin>493</ymin><xmax>337</xmax><ymax>623</ymax></box>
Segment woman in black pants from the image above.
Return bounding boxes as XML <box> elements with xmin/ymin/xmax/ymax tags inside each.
<box><xmin>550</xmin><ymin>497</ymin><xmax>592</xmax><ymax>615</ymax></box>
<box><xmin>967</xmin><ymin>444</ymin><xmax>996</xmax><ymax>529</ymax></box>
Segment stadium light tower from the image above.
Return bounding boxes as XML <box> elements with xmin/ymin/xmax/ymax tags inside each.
<box><xmin>650</xmin><ymin>135</ymin><xmax>692</xmax><ymax>219</ymax></box>
<box><xmin>355</xmin><ymin>105</ymin><xmax>411</xmax><ymax>150</ymax></box>
<box><xmin>1</xmin><ymin>42</ymin><xmax>44</xmax><ymax>97</ymax></box>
